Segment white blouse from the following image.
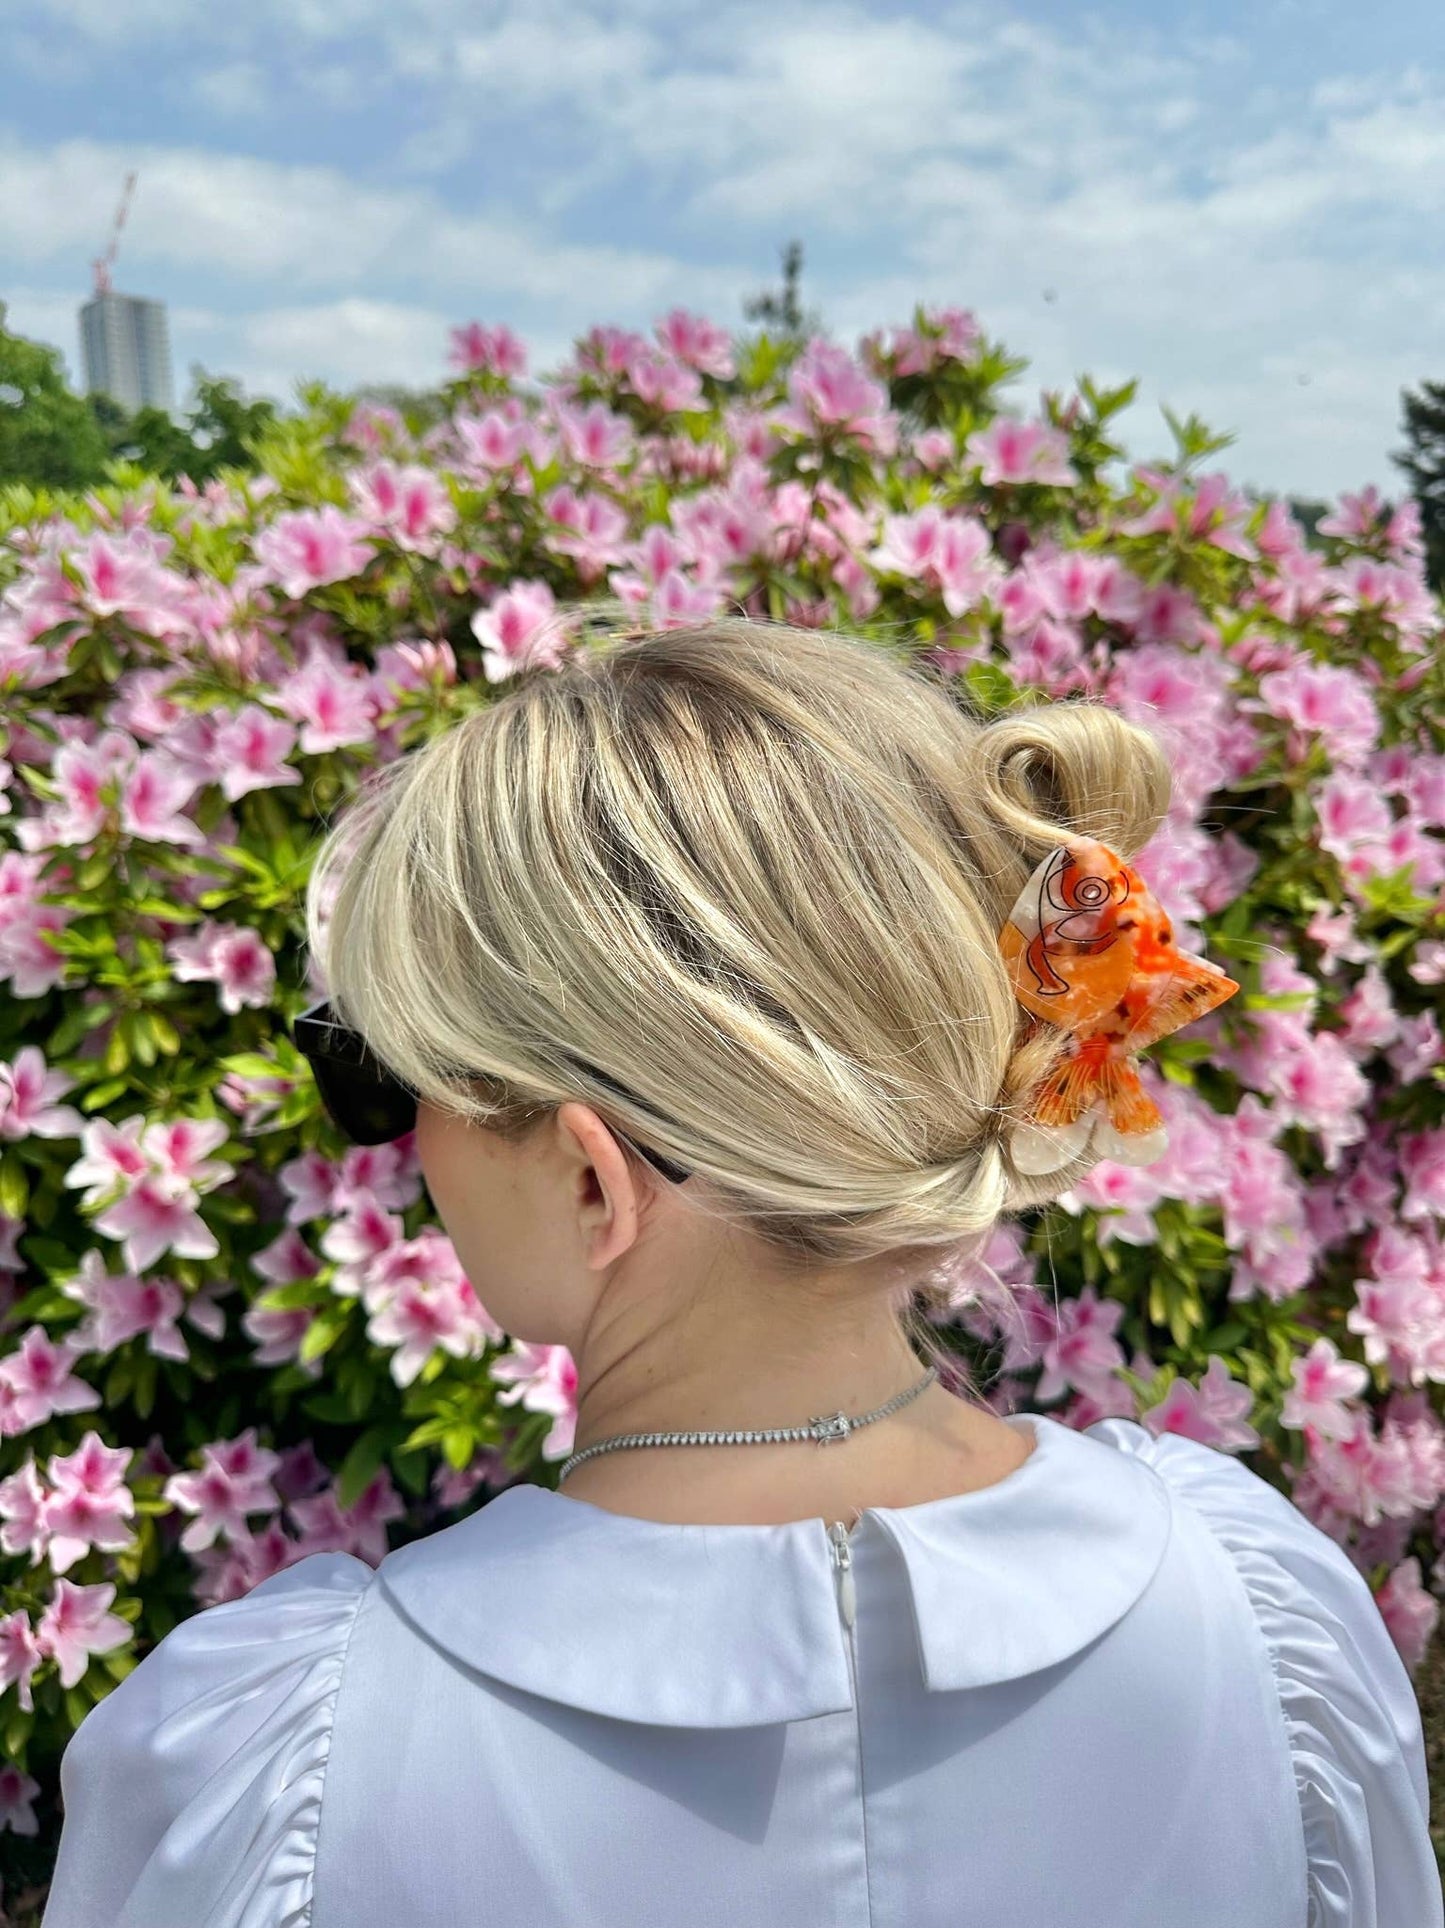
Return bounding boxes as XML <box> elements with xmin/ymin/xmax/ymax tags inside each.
<box><xmin>42</xmin><ymin>1413</ymin><xmax>1441</xmax><ymax>1928</ymax></box>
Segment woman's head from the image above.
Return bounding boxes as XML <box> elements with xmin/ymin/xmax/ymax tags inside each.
<box><xmin>306</xmin><ymin>615</ymin><xmax>1172</xmax><ymax>1409</ymax></box>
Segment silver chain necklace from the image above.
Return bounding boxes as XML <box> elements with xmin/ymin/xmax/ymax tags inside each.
<box><xmin>556</xmin><ymin>1363</ymin><xmax>939</xmax><ymax>1484</ymax></box>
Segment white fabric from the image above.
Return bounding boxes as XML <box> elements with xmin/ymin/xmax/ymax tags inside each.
<box><xmin>42</xmin><ymin>1411</ymin><xmax>1441</xmax><ymax>1927</ymax></box>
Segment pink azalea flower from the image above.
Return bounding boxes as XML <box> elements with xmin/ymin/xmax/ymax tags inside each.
<box><xmin>58</xmin><ymin>1249</ymin><xmax>190</xmax><ymax>1360</ymax></box>
<box><xmin>471</xmin><ymin>579</ymin><xmax>565</xmax><ymax>682</ymax></box>
<box><xmin>117</xmin><ymin>749</ymin><xmax>205</xmax><ymax>846</ymax></box>
<box><xmin>350</xmin><ymin>462</ymin><xmax>457</xmax><ymax>551</ymax></box>
<box><xmin>367</xmin><ymin>1271</ymin><xmax>482</xmax><ymax>1387</ymax></box>
<box><xmin>141</xmin><ymin>1115</ymin><xmax>233</xmax><ymax>1192</ymax></box>
<box><xmin>448</xmin><ymin>321</ymin><xmax>528</xmax><ymax>378</ymax></box>
<box><xmin>1250</xmin><ymin>661</ymin><xmax>1381</xmax><ymax>768</ymax></box>
<box><xmin>167</xmin><ymin>919</ymin><xmax>276</xmax><ymax>1013</ymax></box>
<box><xmin>1398</xmin><ymin>1128</ymin><xmax>1445</xmax><ymax>1223</ymax></box>
<box><xmin>1122</xmin><ymin>471</ymin><xmax>1256</xmax><ymax>559</ymax></box>
<box><xmin>773</xmin><ymin>340</ymin><xmax>897</xmax><ymax>457</ymax></box>
<box><xmin>254</xmin><ymin>507</ymin><xmax>373</xmax><ymax>599</ymax></box>
<box><xmin>1281</xmin><ymin>1337</ymin><xmax>1370</xmax><ymax>1439</ymax></box>
<box><xmin>453</xmin><ymin>408</ymin><xmax>529</xmax><ymax>473</ymax></box>
<box><xmin>288</xmin><ymin>1468</ymin><xmax>404</xmax><ymax>1565</ymax></box>
<box><xmin>1312</xmin><ymin>770</ymin><xmax>1395</xmax><ymax>873</ymax></box>
<box><xmin>41</xmin><ymin>1430</ymin><xmax>137</xmax><ymax>1573</ymax></box>
<box><xmin>278</xmin><ymin>1148</ymin><xmax>340</xmax><ymax>1224</ymax></box>
<box><xmin>209</xmin><ymin>703</ymin><xmax>301</xmax><ymax>799</ymax></box>
<box><xmin>0</xmin><ymin>1760</ymin><xmax>41</xmax><ymax>1832</ymax></box>
<box><xmin>251</xmin><ymin>1225</ymin><xmax>323</xmax><ymax>1286</ymax></box>
<box><xmin>552</xmin><ymin>398</ymin><xmax>635</xmax><ymax>470</ymax></box>
<box><xmin>62</xmin><ymin>1116</ymin><xmax>151</xmax><ymax>1208</ymax></box>
<box><xmin>650</xmin><ymin>568</ymin><xmax>726</xmax><ymax>628</ymax></box>
<box><xmin>625</xmin><ymin>346</ymin><xmax>704</xmax><ymax>414</ymax></box>
<box><xmin>242</xmin><ymin>1300</ymin><xmax>319</xmax><ymax>1372</ymax></box>
<box><xmin>572</xmin><ymin>323</ymin><xmax>649</xmax><ymax>379</ymax></box>
<box><xmin>872</xmin><ymin>306</ymin><xmax>983</xmax><ymax>377</ymax></box>
<box><xmin>868</xmin><ymin>506</ymin><xmax>1001</xmax><ymax>616</ymax></box>
<box><xmin>0</xmin><ymin>851</ymin><xmax>71</xmax><ymax>999</ymax></box>
<box><xmin>162</xmin><ymin>1427</ymin><xmax>284</xmax><ymax>1554</ymax></box>
<box><xmin>1032</xmin><ymin>1285</ymin><xmax>1128</xmax><ymax>1405</ymax></box>
<box><xmin>489</xmin><ymin>1339</ymin><xmax>579</xmax><ymax>1461</ymax></box>
<box><xmin>0</xmin><ymin>1458</ymin><xmax>54</xmax><ymax>1562</ymax></box>
<box><xmin>963</xmin><ymin>418</ymin><xmax>1077</xmax><ymax>488</ymax></box>
<box><xmin>0</xmin><ymin>1047</ymin><xmax>83</xmax><ymax>1142</ymax></box>
<box><xmin>0</xmin><ymin>1328</ymin><xmax>102</xmax><ymax>1436</ymax></box>
<box><xmin>275</xmin><ymin>648</ymin><xmax>377</xmax><ymax>754</ymax></box>
<box><xmin>1377</xmin><ymin>1558</ymin><xmax>1439</xmax><ymax>1673</ymax></box>
<box><xmin>334</xmin><ymin>1139</ymin><xmax>420</xmax><ymax>1211</ymax></box>
<box><xmin>1141</xmin><ymin>1354</ymin><xmax>1261</xmax><ymax>1449</ymax></box>
<box><xmin>65</xmin><ymin>533</ymin><xmax>188</xmax><ymax>637</ymax></box>
<box><xmin>542</xmin><ymin>485</ymin><xmax>632</xmax><ymax>581</ymax></box>
<box><xmin>32</xmin><ymin>1575</ymin><xmax>132</xmax><ymax>1689</ymax></box>
<box><xmin>93</xmin><ymin>1171</ymin><xmax>220</xmax><ymax>1273</ymax></box>
<box><xmin>320</xmin><ymin>1189</ymin><xmax>405</xmax><ymax>1297</ymax></box>
<box><xmin>654</xmin><ymin>309</ymin><xmax>736</xmax><ymax>379</ymax></box>
<box><xmin>0</xmin><ymin>1607</ymin><xmax>44</xmax><ymax>1713</ymax></box>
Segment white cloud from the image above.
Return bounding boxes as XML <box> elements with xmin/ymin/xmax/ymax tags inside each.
<box><xmin>192</xmin><ymin>62</ymin><xmax>273</xmax><ymax>118</ymax></box>
<box><xmin>0</xmin><ymin>136</ymin><xmax>736</xmax><ymax>308</ymax></box>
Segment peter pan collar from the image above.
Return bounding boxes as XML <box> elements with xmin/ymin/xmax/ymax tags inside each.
<box><xmin>377</xmin><ymin>1413</ymin><xmax>1173</xmax><ymax>1728</ymax></box>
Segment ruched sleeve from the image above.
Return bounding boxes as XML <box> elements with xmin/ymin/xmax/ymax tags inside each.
<box><xmin>1088</xmin><ymin>1417</ymin><xmax>1442</xmax><ymax>1928</ymax></box>
<box><xmin>42</xmin><ymin>1550</ymin><xmax>373</xmax><ymax>1928</ymax></box>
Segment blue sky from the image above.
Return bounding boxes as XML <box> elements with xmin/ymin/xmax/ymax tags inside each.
<box><xmin>4</xmin><ymin>0</ymin><xmax>1444</xmax><ymax>500</ymax></box>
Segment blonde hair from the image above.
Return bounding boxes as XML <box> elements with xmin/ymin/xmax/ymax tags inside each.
<box><xmin>308</xmin><ymin>614</ymin><xmax>1172</xmax><ymax>1377</ymax></box>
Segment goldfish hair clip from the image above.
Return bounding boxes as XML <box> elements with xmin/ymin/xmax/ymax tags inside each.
<box><xmin>997</xmin><ymin>835</ymin><xmax>1240</xmax><ymax>1176</ymax></box>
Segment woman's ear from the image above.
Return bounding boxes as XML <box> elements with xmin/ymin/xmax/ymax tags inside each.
<box><xmin>553</xmin><ymin>1101</ymin><xmax>646</xmax><ymax>1274</ymax></box>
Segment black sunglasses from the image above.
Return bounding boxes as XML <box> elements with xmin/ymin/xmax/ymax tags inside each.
<box><xmin>291</xmin><ymin>999</ymin><xmax>692</xmax><ymax>1182</ymax></box>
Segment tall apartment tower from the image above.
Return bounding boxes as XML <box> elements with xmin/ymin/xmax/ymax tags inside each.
<box><xmin>79</xmin><ymin>292</ymin><xmax>173</xmax><ymax>412</ymax></box>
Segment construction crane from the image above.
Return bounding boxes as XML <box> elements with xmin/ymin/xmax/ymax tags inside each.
<box><xmin>92</xmin><ymin>171</ymin><xmax>137</xmax><ymax>298</ymax></box>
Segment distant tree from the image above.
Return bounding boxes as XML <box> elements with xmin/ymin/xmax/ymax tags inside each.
<box><xmin>1394</xmin><ymin>380</ymin><xmax>1445</xmax><ymax>592</ymax></box>
<box><xmin>98</xmin><ymin>369</ymin><xmax>279</xmax><ymax>483</ymax></box>
<box><xmin>0</xmin><ymin>303</ymin><xmax>110</xmax><ymax>489</ymax></box>
<box><xmin>348</xmin><ymin>382</ymin><xmax>450</xmax><ymax>437</ymax></box>
<box><xmin>1287</xmin><ymin>497</ymin><xmax>1332</xmax><ymax>543</ymax></box>
<box><xmin>741</xmin><ymin>240</ymin><xmax>824</xmax><ymax>341</ymax></box>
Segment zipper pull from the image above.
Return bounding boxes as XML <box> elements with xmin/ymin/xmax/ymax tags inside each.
<box><xmin>828</xmin><ymin>1521</ymin><xmax>856</xmax><ymax>1630</ymax></box>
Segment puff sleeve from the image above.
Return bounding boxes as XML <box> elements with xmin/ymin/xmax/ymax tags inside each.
<box><xmin>1089</xmin><ymin>1417</ymin><xmax>1442</xmax><ymax>1928</ymax></box>
<box><xmin>42</xmin><ymin>1550</ymin><xmax>373</xmax><ymax>1928</ymax></box>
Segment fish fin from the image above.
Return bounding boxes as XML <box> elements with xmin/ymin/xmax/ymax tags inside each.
<box><xmin>1032</xmin><ymin>1050</ymin><xmax>1162</xmax><ymax>1137</ymax></box>
<box><xmin>1119</xmin><ymin>950</ymin><xmax>1240</xmax><ymax>1055</ymax></box>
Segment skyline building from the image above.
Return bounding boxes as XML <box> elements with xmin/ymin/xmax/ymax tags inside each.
<box><xmin>79</xmin><ymin>290</ymin><xmax>172</xmax><ymax>412</ymax></box>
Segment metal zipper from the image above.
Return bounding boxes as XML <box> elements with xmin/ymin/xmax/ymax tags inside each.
<box><xmin>827</xmin><ymin>1520</ymin><xmax>857</xmax><ymax>1635</ymax></box>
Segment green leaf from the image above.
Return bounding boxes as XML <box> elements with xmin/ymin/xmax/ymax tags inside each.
<box><xmin>81</xmin><ymin>1077</ymin><xmax>130</xmax><ymax>1111</ymax></box>
<box><xmin>0</xmin><ymin>1151</ymin><xmax>28</xmax><ymax>1219</ymax></box>
<box><xmin>150</xmin><ymin>1011</ymin><xmax>181</xmax><ymax>1055</ymax></box>
<box><xmin>221</xmin><ymin>1052</ymin><xmax>291</xmax><ymax>1081</ymax></box>
<box><xmin>73</xmin><ymin>847</ymin><xmax>118</xmax><ymax>893</ymax></box>
<box><xmin>441</xmin><ymin>1425</ymin><xmax>475</xmax><ymax>1471</ymax></box>
<box><xmin>255</xmin><ymin>1279</ymin><xmax>325</xmax><ymax>1311</ymax></box>
<box><xmin>391</xmin><ymin>1448</ymin><xmax>429</xmax><ymax>1497</ymax></box>
<box><xmin>133</xmin><ymin>1353</ymin><xmax>158</xmax><ymax>1419</ymax></box>
<box><xmin>300</xmin><ymin>1390</ymin><xmax>356</xmax><ymax>1423</ymax></box>
<box><xmin>299</xmin><ymin>1303</ymin><xmax>350</xmax><ymax>1364</ymax></box>
<box><xmin>3</xmin><ymin>1703</ymin><xmax>33</xmax><ymax>1757</ymax></box>
<box><xmin>129</xmin><ymin>1009</ymin><xmax>158</xmax><ymax>1067</ymax></box>
<box><xmin>101</xmin><ymin>1022</ymin><xmax>130</xmax><ymax>1077</ymax></box>
<box><xmin>335</xmin><ymin>1425</ymin><xmax>393</xmax><ymax>1511</ymax></box>
<box><xmin>103</xmin><ymin>1355</ymin><xmax>135</xmax><ymax>1405</ymax></box>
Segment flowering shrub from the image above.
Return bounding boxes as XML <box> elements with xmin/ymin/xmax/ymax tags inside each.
<box><xmin>0</xmin><ymin>300</ymin><xmax>1443</xmax><ymax>1897</ymax></box>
